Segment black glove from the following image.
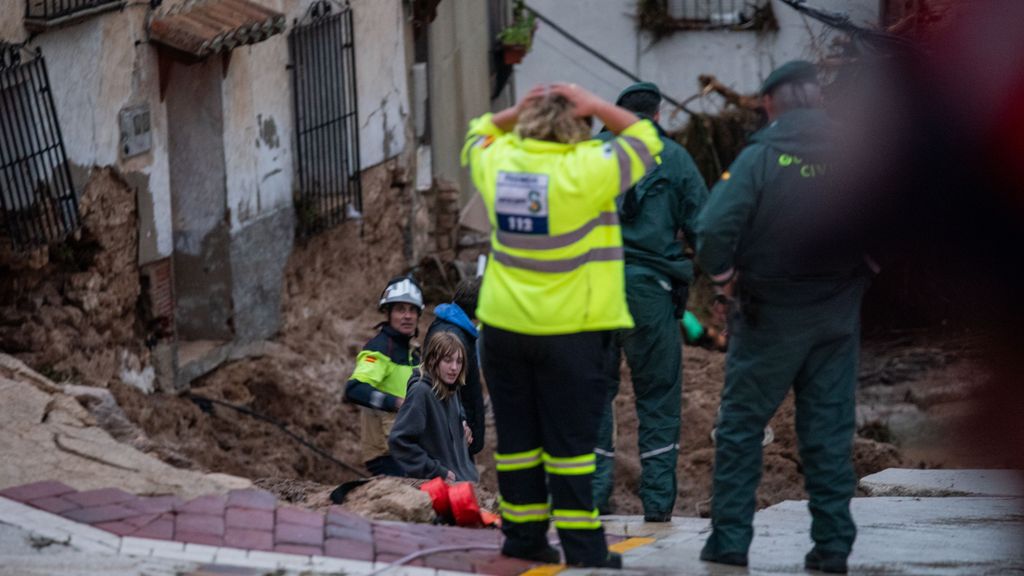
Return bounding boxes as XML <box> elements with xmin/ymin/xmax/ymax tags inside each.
<box><xmin>670</xmin><ymin>282</ymin><xmax>689</xmax><ymax>320</ymax></box>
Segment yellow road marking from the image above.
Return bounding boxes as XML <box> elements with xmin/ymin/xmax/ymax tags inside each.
<box><xmin>609</xmin><ymin>537</ymin><xmax>656</xmax><ymax>553</ymax></box>
<box><xmin>519</xmin><ymin>537</ymin><xmax>656</xmax><ymax>574</ymax></box>
<box><xmin>519</xmin><ymin>564</ymin><xmax>565</xmax><ymax>576</ymax></box>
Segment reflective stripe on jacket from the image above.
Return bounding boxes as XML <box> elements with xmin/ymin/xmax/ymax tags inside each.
<box><xmin>462</xmin><ymin>113</ymin><xmax>663</xmax><ymax>335</ymax></box>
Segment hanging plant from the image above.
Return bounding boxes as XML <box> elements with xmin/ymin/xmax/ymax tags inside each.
<box><xmin>497</xmin><ymin>0</ymin><xmax>537</xmax><ymax>65</ymax></box>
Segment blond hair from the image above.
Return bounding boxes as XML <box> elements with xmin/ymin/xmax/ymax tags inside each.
<box><xmin>516</xmin><ymin>94</ymin><xmax>592</xmax><ymax>144</ymax></box>
<box><xmin>421</xmin><ymin>331</ymin><xmax>466</xmax><ymax>400</ymax></box>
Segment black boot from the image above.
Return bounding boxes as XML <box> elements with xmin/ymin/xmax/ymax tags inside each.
<box><xmin>572</xmin><ymin>551</ymin><xmax>622</xmax><ymax>569</ymax></box>
<box><xmin>643</xmin><ymin>511</ymin><xmax>673</xmax><ymax>522</ymax></box>
<box><xmin>700</xmin><ymin>543</ymin><xmax>748</xmax><ymax>567</ymax></box>
<box><xmin>805</xmin><ymin>548</ymin><xmax>848</xmax><ymax>574</ymax></box>
<box><xmin>501</xmin><ymin>540</ymin><xmax>561</xmax><ymax>564</ymax></box>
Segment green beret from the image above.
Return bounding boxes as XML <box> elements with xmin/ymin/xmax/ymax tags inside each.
<box><xmin>760</xmin><ymin>60</ymin><xmax>818</xmax><ymax>95</ymax></box>
<box><xmin>616</xmin><ymin>82</ymin><xmax>661</xmax><ymax>105</ymax></box>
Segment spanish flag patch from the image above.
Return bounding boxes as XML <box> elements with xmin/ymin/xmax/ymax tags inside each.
<box><xmin>364</xmin><ymin>356</ymin><xmax>377</xmax><ymax>363</ymax></box>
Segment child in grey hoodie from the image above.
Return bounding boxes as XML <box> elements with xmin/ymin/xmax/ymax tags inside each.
<box><xmin>388</xmin><ymin>331</ymin><xmax>480</xmax><ymax>482</ymax></box>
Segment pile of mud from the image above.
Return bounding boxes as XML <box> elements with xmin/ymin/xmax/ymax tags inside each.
<box><xmin>477</xmin><ymin>346</ymin><xmax>905</xmax><ymax>518</ymax></box>
<box><xmin>0</xmin><ymin>353</ymin><xmax>248</xmax><ymax>497</ymax></box>
<box><xmin>0</xmin><ymin>169</ymin><xmax>147</xmax><ymax>389</ymax></box>
<box><xmin>110</xmin><ymin>161</ymin><xmax>424</xmax><ymax>497</ymax></box>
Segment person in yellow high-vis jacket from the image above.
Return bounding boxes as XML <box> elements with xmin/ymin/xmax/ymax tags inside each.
<box><xmin>463</xmin><ymin>83</ymin><xmax>662</xmax><ymax>569</ymax></box>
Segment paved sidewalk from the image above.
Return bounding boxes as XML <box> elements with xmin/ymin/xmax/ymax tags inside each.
<box><xmin>2</xmin><ymin>470</ymin><xmax>1021</xmax><ymax>575</ymax></box>
<box><xmin>567</xmin><ymin>494</ymin><xmax>1024</xmax><ymax>575</ymax></box>
<box><xmin>0</xmin><ymin>481</ymin><xmax>531</xmax><ymax>574</ymax></box>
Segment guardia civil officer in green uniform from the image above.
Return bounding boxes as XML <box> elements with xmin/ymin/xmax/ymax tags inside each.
<box><xmin>696</xmin><ymin>61</ymin><xmax>868</xmax><ymax>574</ymax></box>
<box><xmin>592</xmin><ymin>82</ymin><xmax>708</xmax><ymax>521</ymax></box>
<box><xmin>463</xmin><ymin>83</ymin><xmax>662</xmax><ymax>569</ymax></box>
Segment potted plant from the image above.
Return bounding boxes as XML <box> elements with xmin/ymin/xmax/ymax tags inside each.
<box><xmin>498</xmin><ymin>0</ymin><xmax>536</xmax><ymax>65</ymax></box>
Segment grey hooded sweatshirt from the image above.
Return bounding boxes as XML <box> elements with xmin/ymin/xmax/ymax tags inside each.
<box><xmin>387</xmin><ymin>372</ymin><xmax>479</xmax><ymax>482</ymax></box>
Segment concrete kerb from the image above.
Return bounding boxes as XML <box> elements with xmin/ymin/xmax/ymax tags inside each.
<box><xmin>0</xmin><ymin>496</ymin><xmax>471</xmax><ymax>575</ymax></box>
<box><xmin>859</xmin><ymin>468</ymin><xmax>1024</xmax><ymax>498</ymax></box>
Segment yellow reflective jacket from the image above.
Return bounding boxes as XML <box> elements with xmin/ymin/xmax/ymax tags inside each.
<box><xmin>462</xmin><ymin>113</ymin><xmax>663</xmax><ymax>335</ymax></box>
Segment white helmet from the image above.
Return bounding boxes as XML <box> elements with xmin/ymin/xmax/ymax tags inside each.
<box><xmin>379</xmin><ymin>276</ymin><xmax>424</xmax><ymax>312</ymax></box>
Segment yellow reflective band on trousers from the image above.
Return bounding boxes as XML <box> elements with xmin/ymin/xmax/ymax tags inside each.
<box><xmin>500</xmin><ymin>499</ymin><xmax>551</xmax><ymax>523</ymax></box>
<box><xmin>495</xmin><ymin>447</ymin><xmax>543</xmax><ymax>472</ymax></box>
<box><xmin>552</xmin><ymin>508</ymin><xmax>601</xmax><ymax>530</ymax></box>
<box><xmin>543</xmin><ymin>452</ymin><xmax>596</xmax><ymax>476</ymax></box>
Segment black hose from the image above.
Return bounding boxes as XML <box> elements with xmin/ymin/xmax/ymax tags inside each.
<box><xmin>188</xmin><ymin>393</ymin><xmax>369</xmax><ymax>479</ymax></box>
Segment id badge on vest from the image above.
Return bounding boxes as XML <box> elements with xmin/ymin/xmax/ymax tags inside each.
<box><xmin>495</xmin><ymin>171</ymin><xmax>549</xmax><ymax>235</ymax></box>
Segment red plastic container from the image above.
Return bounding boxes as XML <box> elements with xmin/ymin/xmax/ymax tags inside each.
<box><xmin>420</xmin><ymin>477</ymin><xmax>451</xmax><ymax>516</ymax></box>
<box><xmin>448</xmin><ymin>482</ymin><xmax>482</xmax><ymax>527</ymax></box>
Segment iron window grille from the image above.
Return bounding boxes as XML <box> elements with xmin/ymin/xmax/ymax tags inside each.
<box><xmin>0</xmin><ymin>44</ymin><xmax>80</xmax><ymax>252</ymax></box>
<box><xmin>25</xmin><ymin>0</ymin><xmax>126</xmax><ymax>30</ymax></box>
<box><xmin>289</xmin><ymin>0</ymin><xmax>362</xmax><ymax>238</ymax></box>
<box><xmin>639</xmin><ymin>0</ymin><xmax>776</xmax><ymax>33</ymax></box>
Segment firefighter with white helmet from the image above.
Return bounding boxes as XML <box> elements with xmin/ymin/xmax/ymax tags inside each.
<box><xmin>344</xmin><ymin>275</ymin><xmax>424</xmax><ymax>476</ymax></box>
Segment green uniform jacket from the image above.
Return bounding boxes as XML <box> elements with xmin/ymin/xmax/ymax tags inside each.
<box><xmin>696</xmin><ymin>108</ymin><xmax>864</xmax><ymax>304</ymax></box>
<box><xmin>599</xmin><ymin>125</ymin><xmax>708</xmax><ymax>284</ymax></box>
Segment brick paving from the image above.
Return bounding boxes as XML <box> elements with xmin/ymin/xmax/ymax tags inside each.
<box><xmin>0</xmin><ymin>481</ymin><xmax>628</xmax><ymax>575</ymax></box>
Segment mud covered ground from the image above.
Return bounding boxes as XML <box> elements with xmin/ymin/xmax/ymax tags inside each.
<box><xmin>112</xmin><ymin>303</ymin><xmax>988</xmax><ymax>519</ymax></box>
<box><xmin>58</xmin><ymin>160</ymin><xmax>990</xmax><ymax>518</ymax></box>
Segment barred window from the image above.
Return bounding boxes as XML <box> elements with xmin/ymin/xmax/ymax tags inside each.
<box><xmin>25</xmin><ymin>0</ymin><xmax>125</xmax><ymax>29</ymax></box>
<box><xmin>289</xmin><ymin>0</ymin><xmax>362</xmax><ymax>237</ymax></box>
<box><xmin>640</xmin><ymin>0</ymin><xmax>776</xmax><ymax>33</ymax></box>
<box><xmin>0</xmin><ymin>45</ymin><xmax>80</xmax><ymax>252</ymax></box>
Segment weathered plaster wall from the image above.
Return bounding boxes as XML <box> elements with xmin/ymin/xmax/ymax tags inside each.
<box><xmin>127</xmin><ymin>45</ymin><xmax>174</xmax><ymax>265</ymax></box>
<box><xmin>25</xmin><ymin>8</ymin><xmax>174</xmax><ymax>263</ymax></box>
<box><xmin>428</xmin><ymin>0</ymin><xmax>492</xmax><ymax>202</ymax></box>
<box><xmin>230</xmin><ymin>208</ymin><xmax>294</xmax><ymax>342</ymax></box>
<box><xmin>33</xmin><ymin>10</ymin><xmax>152</xmax><ymax>169</ymax></box>
<box><xmin>6</xmin><ymin>0</ymin><xmax>415</xmax><ymax>353</ymax></box>
<box><xmin>0</xmin><ymin>3</ymin><xmax>26</xmax><ymax>43</ymax></box>
<box><xmin>351</xmin><ymin>0</ymin><xmax>409</xmax><ymax>169</ymax></box>
<box><xmin>165</xmin><ymin>57</ymin><xmax>233</xmax><ymax>340</ymax></box>
<box><xmin>222</xmin><ymin>36</ymin><xmax>294</xmax><ymax>232</ymax></box>
<box><xmin>516</xmin><ymin>0</ymin><xmax>879</xmax><ymax>131</ymax></box>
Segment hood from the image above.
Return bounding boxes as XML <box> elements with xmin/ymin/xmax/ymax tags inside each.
<box><xmin>433</xmin><ymin>303</ymin><xmax>478</xmax><ymax>338</ymax></box>
<box><xmin>750</xmin><ymin>108</ymin><xmax>833</xmax><ymax>157</ymax></box>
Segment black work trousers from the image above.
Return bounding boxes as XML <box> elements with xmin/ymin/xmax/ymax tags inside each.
<box><xmin>482</xmin><ymin>325</ymin><xmax>613</xmax><ymax>566</ymax></box>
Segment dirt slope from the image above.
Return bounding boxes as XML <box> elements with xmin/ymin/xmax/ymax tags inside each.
<box><xmin>0</xmin><ymin>353</ymin><xmax>249</xmax><ymax>498</ymax></box>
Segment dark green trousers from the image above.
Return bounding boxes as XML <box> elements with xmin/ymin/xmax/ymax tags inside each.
<box><xmin>594</xmin><ymin>270</ymin><xmax>682</xmax><ymax>516</ymax></box>
<box><xmin>703</xmin><ymin>280</ymin><xmax>865</xmax><ymax>557</ymax></box>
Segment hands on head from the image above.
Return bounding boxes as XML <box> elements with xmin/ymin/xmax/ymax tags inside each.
<box><xmin>493</xmin><ymin>82</ymin><xmax>640</xmax><ymax>134</ymax></box>
<box><xmin>498</xmin><ymin>82</ymin><xmax>638</xmax><ymax>135</ymax></box>
<box><xmin>512</xmin><ymin>83</ymin><xmax>601</xmax><ymax>117</ymax></box>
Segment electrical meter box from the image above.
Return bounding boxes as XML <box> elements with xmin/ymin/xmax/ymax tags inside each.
<box><xmin>120</xmin><ymin>105</ymin><xmax>152</xmax><ymax>158</ymax></box>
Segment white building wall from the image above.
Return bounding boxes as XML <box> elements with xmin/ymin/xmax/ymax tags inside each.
<box><xmin>220</xmin><ymin>0</ymin><xmax>409</xmax><ymax>231</ymax></box>
<box><xmin>222</xmin><ymin>35</ymin><xmax>295</xmax><ymax>232</ymax></box>
<box><xmin>517</xmin><ymin>0</ymin><xmax>879</xmax><ymax>131</ymax></box>
<box><xmin>351</xmin><ymin>0</ymin><xmax>410</xmax><ymax>169</ymax></box>
<box><xmin>129</xmin><ymin>46</ymin><xmax>174</xmax><ymax>262</ymax></box>
<box><xmin>0</xmin><ymin>3</ymin><xmax>26</xmax><ymax>42</ymax></box>
<box><xmin>28</xmin><ymin>7</ymin><xmax>175</xmax><ymax>261</ymax></box>
<box><xmin>4</xmin><ymin>0</ymin><xmax>411</xmax><ymax>252</ymax></box>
